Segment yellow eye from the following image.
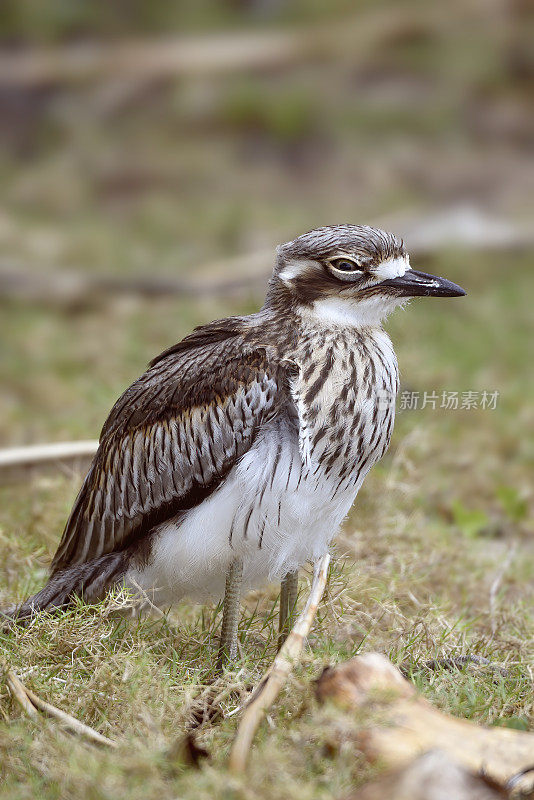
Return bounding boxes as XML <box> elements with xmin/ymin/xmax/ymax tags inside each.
<box><xmin>330</xmin><ymin>258</ymin><xmax>362</xmax><ymax>273</ymax></box>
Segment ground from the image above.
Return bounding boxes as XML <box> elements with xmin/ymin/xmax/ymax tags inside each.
<box><xmin>1</xmin><ymin>246</ymin><xmax>533</xmax><ymax>799</ymax></box>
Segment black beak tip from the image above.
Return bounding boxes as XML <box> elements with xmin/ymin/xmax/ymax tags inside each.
<box><xmin>415</xmin><ymin>271</ymin><xmax>467</xmax><ymax>298</ymax></box>
<box><xmin>374</xmin><ymin>269</ymin><xmax>466</xmax><ymax>298</ymax></box>
<box><xmin>447</xmin><ymin>283</ymin><xmax>467</xmax><ymax>298</ymax></box>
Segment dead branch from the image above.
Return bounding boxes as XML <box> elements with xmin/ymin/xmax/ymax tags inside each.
<box><xmin>0</xmin><ymin>10</ymin><xmax>410</xmax><ymax>90</ymax></box>
<box><xmin>5</xmin><ymin>669</ymin><xmax>38</xmax><ymax>719</ymax></box>
<box><xmin>229</xmin><ymin>553</ymin><xmax>330</xmax><ymax>773</ymax></box>
<box><xmin>3</xmin><ymin>665</ymin><xmax>117</xmax><ymax>748</ymax></box>
<box><xmin>0</xmin><ymin>30</ymin><xmax>312</xmax><ymax>89</ymax></box>
<box><xmin>0</xmin><ymin>249</ymin><xmax>272</xmax><ymax>305</ymax></box>
<box><xmin>316</xmin><ymin>653</ymin><xmax>534</xmax><ymax>794</ymax></box>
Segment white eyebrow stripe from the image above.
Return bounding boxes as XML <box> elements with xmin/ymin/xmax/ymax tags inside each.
<box><xmin>278</xmin><ymin>258</ymin><xmax>317</xmax><ymax>283</ymax></box>
<box><xmin>374</xmin><ymin>255</ymin><xmax>410</xmax><ymax>280</ymax></box>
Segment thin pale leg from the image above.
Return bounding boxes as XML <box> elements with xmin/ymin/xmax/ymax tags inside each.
<box><xmin>217</xmin><ymin>558</ymin><xmax>244</xmax><ymax>671</ymax></box>
<box><xmin>278</xmin><ymin>569</ymin><xmax>299</xmax><ymax>650</ymax></box>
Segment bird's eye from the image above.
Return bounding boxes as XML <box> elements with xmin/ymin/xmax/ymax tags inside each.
<box><xmin>329</xmin><ymin>258</ymin><xmax>363</xmax><ymax>274</ymax></box>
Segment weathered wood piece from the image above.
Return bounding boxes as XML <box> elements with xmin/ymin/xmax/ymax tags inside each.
<box><xmin>345</xmin><ymin>750</ymin><xmax>508</xmax><ymax>800</ymax></box>
<box><xmin>316</xmin><ymin>653</ymin><xmax>534</xmax><ymax>794</ymax></box>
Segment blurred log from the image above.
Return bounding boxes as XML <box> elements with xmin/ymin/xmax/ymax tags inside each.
<box><xmin>316</xmin><ymin>654</ymin><xmax>534</xmax><ymax>795</ymax></box>
<box><xmin>0</xmin><ymin>31</ymin><xmax>311</xmax><ymax>89</ymax></box>
<box><xmin>385</xmin><ymin>205</ymin><xmax>533</xmax><ymax>256</ymax></box>
<box><xmin>0</xmin><ymin>248</ymin><xmax>273</xmax><ymax>305</ymax></box>
<box><xmin>0</xmin><ymin>12</ymin><xmax>411</xmax><ymax>89</ymax></box>
<box><xmin>1</xmin><ymin>208</ymin><xmax>532</xmax><ymax>307</ymax></box>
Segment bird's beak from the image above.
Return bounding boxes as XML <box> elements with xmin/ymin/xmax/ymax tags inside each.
<box><xmin>379</xmin><ymin>268</ymin><xmax>466</xmax><ymax>298</ymax></box>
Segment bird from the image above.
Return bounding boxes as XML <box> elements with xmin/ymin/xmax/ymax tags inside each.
<box><xmin>8</xmin><ymin>225</ymin><xmax>465</xmax><ymax>666</ymax></box>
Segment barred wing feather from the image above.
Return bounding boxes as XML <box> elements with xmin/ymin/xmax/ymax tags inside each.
<box><xmin>51</xmin><ymin>325</ymin><xmax>288</xmax><ymax>573</ymax></box>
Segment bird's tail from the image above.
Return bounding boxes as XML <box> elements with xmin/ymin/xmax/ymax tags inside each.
<box><xmin>2</xmin><ymin>551</ymin><xmax>130</xmax><ymax>626</ymax></box>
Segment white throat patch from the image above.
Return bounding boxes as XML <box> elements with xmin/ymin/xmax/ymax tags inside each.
<box><xmin>308</xmin><ymin>295</ymin><xmax>407</xmax><ymax>328</ymax></box>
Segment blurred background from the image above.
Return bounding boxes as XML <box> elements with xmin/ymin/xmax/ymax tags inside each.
<box><xmin>0</xmin><ymin>1</ymin><xmax>533</xmax><ymax>575</ymax></box>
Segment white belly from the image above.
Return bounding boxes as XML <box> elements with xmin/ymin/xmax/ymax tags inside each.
<box><xmin>126</xmin><ymin>424</ymin><xmax>359</xmax><ymax>605</ymax></box>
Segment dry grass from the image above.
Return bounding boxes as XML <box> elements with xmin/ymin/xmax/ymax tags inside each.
<box><xmin>1</xmin><ymin>248</ymin><xmax>533</xmax><ymax>798</ymax></box>
<box><xmin>0</xmin><ymin>462</ymin><xmax>531</xmax><ymax>798</ymax></box>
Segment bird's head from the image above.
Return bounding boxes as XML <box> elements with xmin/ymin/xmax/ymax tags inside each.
<box><xmin>268</xmin><ymin>225</ymin><xmax>465</xmax><ymax>326</ymax></box>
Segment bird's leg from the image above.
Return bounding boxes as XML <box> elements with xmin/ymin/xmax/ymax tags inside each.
<box><xmin>217</xmin><ymin>557</ymin><xmax>244</xmax><ymax>672</ymax></box>
<box><xmin>278</xmin><ymin>569</ymin><xmax>299</xmax><ymax>650</ymax></box>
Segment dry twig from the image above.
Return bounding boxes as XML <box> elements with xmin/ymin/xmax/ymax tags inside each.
<box><xmin>4</xmin><ymin>669</ymin><xmax>38</xmax><ymax>719</ymax></box>
<box><xmin>3</xmin><ymin>664</ymin><xmax>117</xmax><ymax>748</ymax></box>
<box><xmin>229</xmin><ymin>552</ymin><xmax>330</xmax><ymax>773</ymax></box>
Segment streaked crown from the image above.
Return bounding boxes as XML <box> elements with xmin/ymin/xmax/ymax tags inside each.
<box><xmin>277</xmin><ymin>224</ymin><xmax>405</xmax><ymax>268</ymax></box>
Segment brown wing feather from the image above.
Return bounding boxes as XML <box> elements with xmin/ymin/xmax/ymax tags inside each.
<box><xmin>51</xmin><ymin>320</ymin><xmax>289</xmax><ymax>574</ymax></box>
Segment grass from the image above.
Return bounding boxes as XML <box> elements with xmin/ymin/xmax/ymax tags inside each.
<box><xmin>1</xmin><ymin>247</ymin><xmax>533</xmax><ymax>799</ymax></box>
<box><xmin>0</xmin><ymin>4</ymin><xmax>533</xmax><ymax>791</ymax></box>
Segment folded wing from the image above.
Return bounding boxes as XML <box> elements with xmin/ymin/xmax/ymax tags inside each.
<box><xmin>51</xmin><ymin>320</ymin><xmax>290</xmax><ymax>573</ymax></box>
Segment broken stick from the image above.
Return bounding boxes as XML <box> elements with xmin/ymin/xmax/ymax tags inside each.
<box><xmin>4</xmin><ymin>665</ymin><xmax>117</xmax><ymax>748</ymax></box>
<box><xmin>229</xmin><ymin>553</ymin><xmax>330</xmax><ymax>773</ymax></box>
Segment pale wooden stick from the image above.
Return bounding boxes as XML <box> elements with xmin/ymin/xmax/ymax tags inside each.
<box><xmin>229</xmin><ymin>553</ymin><xmax>330</xmax><ymax>773</ymax></box>
<box><xmin>0</xmin><ymin>441</ymin><xmax>98</xmax><ymax>470</ymax></box>
<box><xmin>4</xmin><ymin>667</ymin><xmax>117</xmax><ymax>748</ymax></box>
<box><xmin>0</xmin><ymin>440</ymin><xmax>98</xmax><ymax>480</ymax></box>
<box><xmin>5</xmin><ymin>670</ymin><xmax>38</xmax><ymax>719</ymax></box>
